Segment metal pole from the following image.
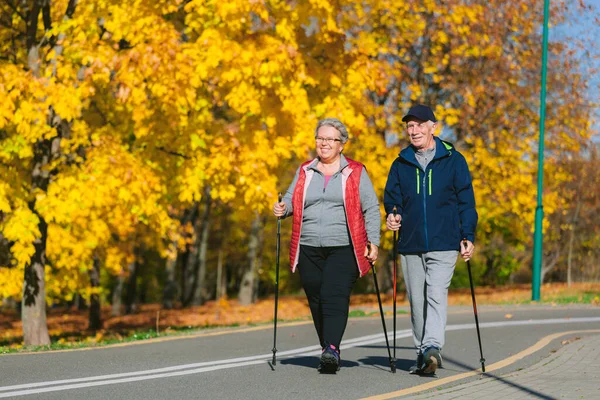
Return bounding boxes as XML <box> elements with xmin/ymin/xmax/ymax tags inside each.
<box><xmin>368</xmin><ymin>243</ymin><xmax>393</xmax><ymax>373</ymax></box>
<box><xmin>272</xmin><ymin>193</ymin><xmax>282</xmax><ymax>366</ymax></box>
<box><xmin>532</xmin><ymin>0</ymin><xmax>550</xmax><ymax>301</ymax></box>
<box><xmin>391</xmin><ymin>207</ymin><xmax>398</xmax><ymax>373</ymax></box>
<box><xmin>463</xmin><ymin>240</ymin><xmax>486</xmax><ymax>372</ymax></box>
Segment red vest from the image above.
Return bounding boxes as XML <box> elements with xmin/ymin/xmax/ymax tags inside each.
<box><xmin>289</xmin><ymin>157</ymin><xmax>372</xmax><ymax>277</ymax></box>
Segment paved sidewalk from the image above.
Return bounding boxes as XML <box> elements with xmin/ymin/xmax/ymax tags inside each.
<box><xmin>406</xmin><ymin>334</ymin><xmax>600</xmax><ymax>399</ymax></box>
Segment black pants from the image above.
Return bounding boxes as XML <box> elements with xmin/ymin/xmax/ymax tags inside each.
<box><xmin>297</xmin><ymin>245</ymin><xmax>359</xmax><ymax>350</ymax></box>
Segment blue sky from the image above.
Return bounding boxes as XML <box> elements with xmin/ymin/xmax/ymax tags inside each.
<box><xmin>553</xmin><ymin>0</ymin><xmax>600</xmax><ymax>139</ymax></box>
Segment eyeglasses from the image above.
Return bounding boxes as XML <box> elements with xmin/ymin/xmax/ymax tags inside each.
<box><xmin>406</xmin><ymin>122</ymin><xmax>428</xmax><ymax>131</ymax></box>
<box><xmin>315</xmin><ymin>137</ymin><xmax>342</xmax><ymax>144</ymax></box>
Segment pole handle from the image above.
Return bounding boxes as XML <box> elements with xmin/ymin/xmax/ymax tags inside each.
<box><xmin>392</xmin><ymin>206</ymin><xmax>397</xmax><ymax>217</ymax></box>
<box><xmin>277</xmin><ymin>192</ymin><xmax>282</xmax><ymax>221</ymax></box>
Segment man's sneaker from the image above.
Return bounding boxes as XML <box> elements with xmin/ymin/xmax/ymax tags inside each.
<box><xmin>318</xmin><ymin>344</ymin><xmax>340</xmax><ymax>373</ymax></box>
<box><xmin>408</xmin><ymin>353</ymin><xmax>424</xmax><ymax>374</ymax></box>
<box><xmin>421</xmin><ymin>347</ymin><xmax>442</xmax><ymax>374</ymax></box>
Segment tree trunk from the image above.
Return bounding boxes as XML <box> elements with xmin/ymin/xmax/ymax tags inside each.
<box><xmin>191</xmin><ymin>186</ymin><xmax>211</xmax><ymax>305</ymax></box>
<box><xmin>22</xmin><ymin>117</ymin><xmax>56</xmax><ymax>347</ymax></box>
<box><xmin>22</xmin><ymin>220</ymin><xmax>50</xmax><ymax>346</ymax></box>
<box><xmin>541</xmin><ymin>249</ymin><xmax>560</xmax><ymax>285</ymax></box>
<box><xmin>111</xmin><ymin>274</ymin><xmax>124</xmax><ymax>317</ymax></box>
<box><xmin>567</xmin><ymin>185</ymin><xmax>583</xmax><ymax>288</ymax></box>
<box><xmin>21</xmin><ymin>2</ymin><xmax>49</xmax><ymax>347</ymax></box>
<box><xmin>238</xmin><ymin>212</ymin><xmax>262</xmax><ymax>305</ymax></box>
<box><xmin>88</xmin><ymin>256</ymin><xmax>102</xmax><ymax>330</ymax></box>
<box><xmin>162</xmin><ymin>242</ymin><xmax>178</xmax><ymax>309</ymax></box>
<box><xmin>2</xmin><ymin>297</ymin><xmax>18</xmax><ymax>311</ymax></box>
<box><xmin>23</xmin><ymin>130</ymin><xmax>64</xmax><ymax>345</ymax></box>
<box><xmin>216</xmin><ymin>248</ymin><xmax>225</xmax><ymax>299</ymax></box>
<box><xmin>125</xmin><ymin>258</ymin><xmax>138</xmax><ymax>314</ymax></box>
<box><xmin>72</xmin><ymin>293</ymin><xmax>84</xmax><ymax>310</ymax></box>
<box><xmin>21</xmin><ymin>0</ymin><xmax>79</xmax><ymax>346</ymax></box>
<box><xmin>181</xmin><ymin>204</ymin><xmax>199</xmax><ymax>305</ymax></box>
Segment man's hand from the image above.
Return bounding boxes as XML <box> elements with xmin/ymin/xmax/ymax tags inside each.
<box><xmin>364</xmin><ymin>243</ymin><xmax>379</xmax><ymax>264</ymax></box>
<box><xmin>386</xmin><ymin>213</ymin><xmax>402</xmax><ymax>231</ymax></box>
<box><xmin>461</xmin><ymin>240</ymin><xmax>475</xmax><ymax>261</ymax></box>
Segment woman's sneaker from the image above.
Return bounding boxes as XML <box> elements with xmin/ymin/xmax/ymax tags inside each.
<box><xmin>318</xmin><ymin>344</ymin><xmax>341</xmax><ymax>373</ymax></box>
<box><xmin>421</xmin><ymin>347</ymin><xmax>442</xmax><ymax>374</ymax></box>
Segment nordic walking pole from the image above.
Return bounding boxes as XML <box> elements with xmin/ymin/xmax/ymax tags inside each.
<box><xmin>391</xmin><ymin>206</ymin><xmax>398</xmax><ymax>373</ymax></box>
<box><xmin>463</xmin><ymin>239</ymin><xmax>486</xmax><ymax>373</ymax></box>
<box><xmin>272</xmin><ymin>192</ymin><xmax>282</xmax><ymax>366</ymax></box>
<box><xmin>368</xmin><ymin>242</ymin><xmax>394</xmax><ymax>373</ymax></box>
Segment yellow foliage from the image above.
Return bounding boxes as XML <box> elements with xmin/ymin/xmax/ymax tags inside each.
<box><xmin>2</xmin><ymin>207</ymin><xmax>40</xmax><ymax>269</ymax></box>
<box><xmin>0</xmin><ymin>0</ymin><xmax>594</xmax><ymax>306</ymax></box>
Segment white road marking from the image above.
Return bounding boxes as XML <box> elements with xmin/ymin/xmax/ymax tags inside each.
<box><xmin>1</xmin><ymin>316</ymin><xmax>599</xmax><ymax>398</ymax></box>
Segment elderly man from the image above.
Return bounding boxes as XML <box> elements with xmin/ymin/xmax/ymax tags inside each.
<box><xmin>384</xmin><ymin>104</ymin><xmax>478</xmax><ymax>375</ymax></box>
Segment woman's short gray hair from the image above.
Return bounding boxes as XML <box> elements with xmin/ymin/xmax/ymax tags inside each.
<box><xmin>315</xmin><ymin>118</ymin><xmax>349</xmax><ymax>144</ymax></box>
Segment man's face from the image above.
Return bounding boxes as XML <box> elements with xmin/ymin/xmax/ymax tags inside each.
<box><xmin>405</xmin><ymin>117</ymin><xmax>436</xmax><ymax>150</ymax></box>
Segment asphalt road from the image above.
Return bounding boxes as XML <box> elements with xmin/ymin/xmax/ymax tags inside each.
<box><xmin>1</xmin><ymin>304</ymin><xmax>599</xmax><ymax>399</ymax></box>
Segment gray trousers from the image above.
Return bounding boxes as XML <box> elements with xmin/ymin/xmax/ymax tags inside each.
<box><xmin>401</xmin><ymin>251</ymin><xmax>458</xmax><ymax>354</ymax></box>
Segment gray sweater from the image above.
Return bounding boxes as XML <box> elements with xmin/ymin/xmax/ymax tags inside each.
<box><xmin>281</xmin><ymin>154</ymin><xmax>381</xmax><ymax>247</ymax></box>
<box><xmin>415</xmin><ymin>141</ymin><xmax>436</xmax><ymax>171</ymax></box>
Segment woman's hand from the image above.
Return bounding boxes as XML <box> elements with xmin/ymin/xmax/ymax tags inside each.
<box><xmin>364</xmin><ymin>243</ymin><xmax>379</xmax><ymax>264</ymax></box>
<box><xmin>272</xmin><ymin>201</ymin><xmax>286</xmax><ymax>217</ymax></box>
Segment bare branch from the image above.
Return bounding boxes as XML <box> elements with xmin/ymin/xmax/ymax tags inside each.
<box><xmin>65</xmin><ymin>0</ymin><xmax>77</xmax><ymax>19</ymax></box>
<box><xmin>157</xmin><ymin>147</ymin><xmax>191</xmax><ymax>159</ymax></box>
<box><xmin>3</xmin><ymin>0</ymin><xmax>27</xmax><ymax>22</ymax></box>
<box><xmin>41</xmin><ymin>0</ymin><xmax>51</xmax><ymax>31</ymax></box>
<box><xmin>0</xmin><ymin>18</ymin><xmax>18</xmax><ymax>31</ymax></box>
<box><xmin>25</xmin><ymin>0</ymin><xmax>41</xmax><ymax>50</ymax></box>
<box><xmin>91</xmin><ymin>101</ymin><xmax>115</xmax><ymax>128</ymax></box>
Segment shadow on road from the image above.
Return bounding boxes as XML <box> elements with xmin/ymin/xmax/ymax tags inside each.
<box><xmin>279</xmin><ymin>356</ymin><xmax>360</xmax><ymax>370</ymax></box>
<box><xmin>358</xmin><ymin>355</ymin><xmax>414</xmax><ymax>372</ymax></box>
<box><xmin>354</xmin><ymin>344</ymin><xmax>415</xmax><ymax>372</ymax></box>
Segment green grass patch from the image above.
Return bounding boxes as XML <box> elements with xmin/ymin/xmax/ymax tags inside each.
<box><xmin>0</xmin><ymin>316</ymin><xmax>318</xmax><ymax>355</ymax></box>
<box><xmin>0</xmin><ymin>330</ymin><xmax>163</xmax><ymax>354</ymax></box>
<box><xmin>348</xmin><ymin>309</ymin><xmax>368</xmax><ymax>317</ymax></box>
<box><xmin>348</xmin><ymin>309</ymin><xmax>408</xmax><ymax>318</ymax></box>
<box><xmin>493</xmin><ymin>291</ymin><xmax>600</xmax><ymax>306</ymax></box>
<box><xmin>542</xmin><ymin>291</ymin><xmax>599</xmax><ymax>304</ymax></box>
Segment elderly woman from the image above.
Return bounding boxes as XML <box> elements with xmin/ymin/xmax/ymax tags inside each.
<box><xmin>273</xmin><ymin>118</ymin><xmax>381</xmax><ymax>373</ymax></box>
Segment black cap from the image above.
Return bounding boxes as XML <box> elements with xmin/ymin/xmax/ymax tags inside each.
<box><xmin>401</xmin><ymin>104</ymin><xmax>437</xmax><ymax>122</ymax></box>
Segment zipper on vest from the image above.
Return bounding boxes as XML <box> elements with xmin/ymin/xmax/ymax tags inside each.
<box><xmin>416</xmin><ymin>168</ymin><xmax>420</xmax><ymax>194</ymax></box>
<box><xmin>428</xmin><ymin>169</ymin><xmax>432</xmax><ymax>195</ymax></box>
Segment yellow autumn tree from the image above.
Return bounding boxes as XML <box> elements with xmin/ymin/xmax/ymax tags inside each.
<box><xmin>340</xmin><ymin>0</ymin><xmax>595</xmax><ymax>281</ymax></box>
<box><xmin>0</xmin><ymin>0</ymin><xmax>195</xmax><ymax>344</ymax></box>
<box><xmin>1</xmin><ymin>0</ymin><xmax>597</xmax><ymax>346</ymax></box>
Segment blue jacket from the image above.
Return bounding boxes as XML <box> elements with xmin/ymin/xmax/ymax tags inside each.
<box><xmin>384</xmin><ymin>137</ymin><xmax>478</xmax><ymax>253</ymax></box>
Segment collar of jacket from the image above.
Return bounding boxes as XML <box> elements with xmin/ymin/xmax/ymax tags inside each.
<box><xmin>306</xmin><ymin>153</ymin><xmax>350</xmax><ymax>174</ymax></box>
<box><xmin>399</xmin><ymin>136</ymin><xmax>454</xmax><ymax>169</ymax></box>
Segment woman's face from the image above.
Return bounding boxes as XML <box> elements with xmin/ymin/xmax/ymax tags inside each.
<box><xmin>315</xmin><ymin>125</ymin><xmax>343</xmax><ymax>162</ymax></box>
